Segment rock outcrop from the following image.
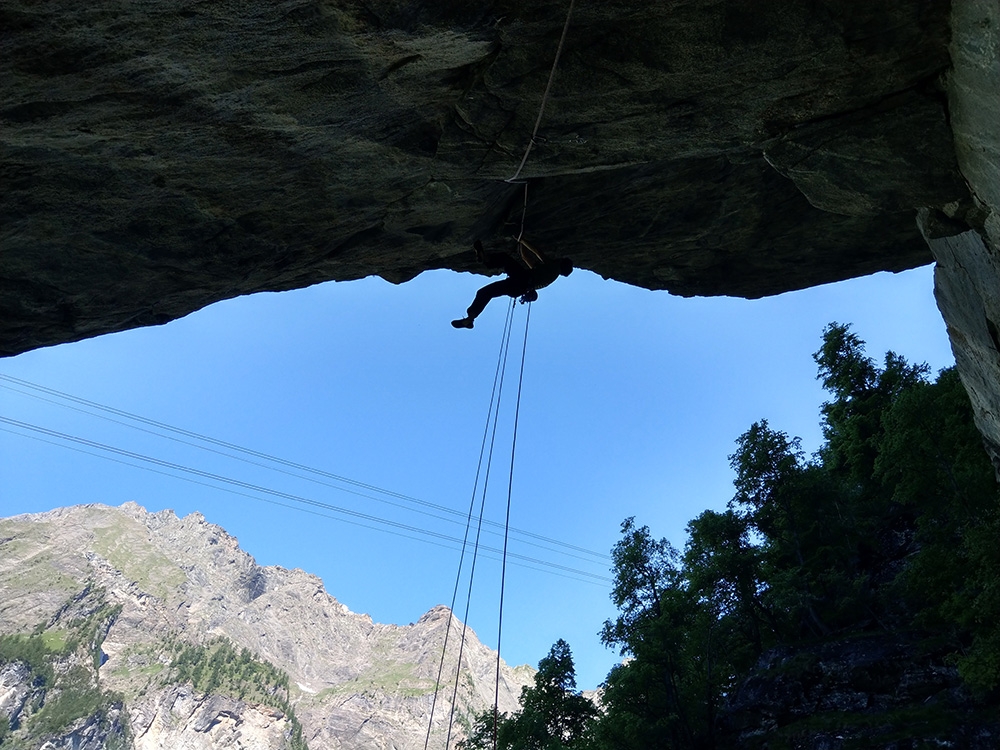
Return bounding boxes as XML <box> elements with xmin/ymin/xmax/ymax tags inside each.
<box><xmin>129</xmin><ymin>687</ymin><xmax>298</xmax><ymax>750</ymax></box>
<box><xmin>0</xmin><ymin>0</ymin><xmax>967</xmax><ymax>352</ymax></box>
<box><xmin>920</xmin><ymin>0</ymin><xmax>1000</xmax><ymax>475</ymax></box>
<box><xmin>720</xmin><ymin>635</ymin><xmax>999</xmax><ymax>748</ymax></box>
<box><xmin>0</xmin><ymin>502</ymin><xmax>533</xmax><ymax>749</ymax></box>
<box><xmin>4</xmin><ymin>0</ymin><xmax>1000</xmax><ymax>463</ymax></box>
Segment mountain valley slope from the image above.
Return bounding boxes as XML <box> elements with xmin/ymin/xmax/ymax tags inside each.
<box><xmin>0</xmin><ymin>502</ymin><xmax>533</xmax><ymax>749</ymax></box>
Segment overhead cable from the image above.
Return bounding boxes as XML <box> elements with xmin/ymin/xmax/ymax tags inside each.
<box><xmin>0</xmin><ymin>374</ymin><xmax>610</xmax><ymax>563</ymax></box>
<box><xmin>0</xmin><ymin>417</ymin><xmax>612</xmax><ymax>585</ymax></box>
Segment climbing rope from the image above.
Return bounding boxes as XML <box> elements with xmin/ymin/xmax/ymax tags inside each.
<box><xmin>493</xmin><ymin>301</ymin><xmax>531</xmax><ymax>747</ymax></box>
<box><xmin>505</xmin><ymin>0</ymin><xmax>576</xmax><ymax>185</ymax></box>
<box><xmin>424</xmin><ymin>300</ymin><xmax>516</xmax><ymax>750</ymax></box>
<box><xmin>514</xmin><ymin>181</ymin><xmax>530</xmax><ymax>245</ymax></box>
<box><xmin>422</xmin><ymin>298</ymin><xmax>533</xmax><ymax>750</ymax></box>
<box><xmin>425</xmin><ymin>2</ymin><xmax>573</xmax><ymax>742</ymax></box>
<box><xmin>444</xmin><ymin>302</ymin><xmax>519</xmax><ymax>749</ymax></box>
<box><xmin>505</xmin><ymin>0</ymin><xmax>575</xmax><ymax>250</ymax></box>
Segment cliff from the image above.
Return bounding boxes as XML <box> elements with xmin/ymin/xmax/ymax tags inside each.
<box><xmin>0</xmin><ymin>0</ymin><xmax>965</xmax><ymax>348</ymax></box>
<box><xmin>0</xmin><ymin>502</ymin><xmax>533</xmax><ymax>749</ymax></box>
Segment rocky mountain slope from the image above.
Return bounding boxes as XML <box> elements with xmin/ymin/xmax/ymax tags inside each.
<box><xmin>0</xmin><ymin>502</ymin><xmax>533</xmax><ymax>749</ymax></box>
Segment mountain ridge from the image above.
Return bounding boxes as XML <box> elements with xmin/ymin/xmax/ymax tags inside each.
<box><xmin>0</xmin><ymin>501</ymin><xmax>533</xmax><ymax>749</ymax></box>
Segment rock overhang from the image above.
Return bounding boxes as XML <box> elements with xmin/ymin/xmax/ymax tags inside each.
<box><xmin>0</xmin><ymin>0</ymin><xmax>970</xmax><ymax>357</ymax></box>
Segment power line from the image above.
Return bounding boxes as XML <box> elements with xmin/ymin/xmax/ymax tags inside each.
<box><xmin>0</xmin><ymin>417</ymin><xmax>613</xmax><ymax>586</ymax></box>
<box><xmin>1</xmin><ymin>426</ymin><xmax>607</xmax><ymax>589</ymax></box>
<box><xmin>0</xmin><ymin>374</ymin><xmax>611</xmax><ymax>564</ymax></box>
<box><xmin>1</xmin><ymin>379</ymin><xmax>608</xmax><ymax>565</ymax></box>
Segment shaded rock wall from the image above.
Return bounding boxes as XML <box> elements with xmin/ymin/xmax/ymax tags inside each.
<box><xmin>1</xmin><ymin>0</ymin><xmax>965</xmax><ymax>356</ymax></box>
<box><xmin>924</xmin><ymin>0</ymin><xmax>1000</xmax><ymax>475</ymax></box>
<box><xmin>720</xmin><ymin>635</ymin><xmax>1000</xmax><ymax>748</ymax></box>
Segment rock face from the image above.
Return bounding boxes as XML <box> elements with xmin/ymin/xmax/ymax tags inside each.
<box><xmin>0</xmin><ymin>0</ymin><xmax>966</xmax><ymax>354</ymax></box>
<box><xmin>921</xmin><ymin>0</ymin><xmax>1000</xmax><ymax>476</ymax></box>
<box><xmin>4</xmin><ymin>0</ymin><xmax>1000</xmax><ymax>463</ymax></box>
<box><xmin>0</xmin><ymin>663</ymin><xmax>34</xmax><ymax>728</ymax></box>
<box><xmin>719</xmin><ymin>635</ymin><xmax>999</xmax><ymax>748</ymax></box>
<box><xmin>0</xmin><ymin>503</ymin><xmax>533</xmax><ymax>749</ymax></box>
<box><xmin>129</xmin><ymin>687</ymin><xmax>298</xmax><ymax>750</ymax></box>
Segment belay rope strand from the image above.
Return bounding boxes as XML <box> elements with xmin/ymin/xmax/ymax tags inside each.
<box><xmin>500</xmin><ymin>4</ymin><xmax>574</xmax><ymax>709</ymax></box>
<box><xmin>444</xmin><ymin>303</ymin><xmax>525</xmax><ymax>749</ymax></box>
<box><xmin>423</xmin><ymin>300</ymin><xmax>517</xmax><ymax>750</ymax></box>
<box><xmin>422</xmin><ymin>298</ymin><xmax>532</xmax><ymax>750</ymax></box>
<box><xmin>493</xmin><ymin>302</ymin><xmax>531</xmax><ymax>748</ymax></box>
<box><xmin>507</xmin><ymin>0</ymin><xmax>576</xmax><ymax>244</ymax></box>
<box><xmin>505</xmin><ymin>0</ymin><xmax>577</xmax><ymax>185</ymax></box>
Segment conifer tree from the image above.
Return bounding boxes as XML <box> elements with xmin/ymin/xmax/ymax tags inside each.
<box><xmin>461</xmin><ymin>640</ymin><xmax>596</xmax><ymax>750</ymax></box>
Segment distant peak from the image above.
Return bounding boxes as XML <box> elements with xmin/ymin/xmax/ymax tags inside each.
<box><xmin>418</xmin><ymin>604</ymin><xmax>455</xmax><ymax>623</ymax></box>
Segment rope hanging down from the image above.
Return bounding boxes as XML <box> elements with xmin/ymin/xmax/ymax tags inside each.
<box><xmin>421</xmin><ymin>299</ymin><xmax>533</xmax><ymax>750</ymax></box>
<box><xmin>444</xmin><ymin>303</ymin><xmax>524</xmax><ymax>750</ymax></box>
<box><xmin>506</xmin><ymin>0</ymin><xmax>577</xmax><ymax>185</ymax></box>
<box><xmin>493</xmin><ymin>302</ymin><xmax>532</xmax><ymax>747</ymax></box>
<box><xmin>425</xmin><ymin>2</ymin><xmax>573</xmax><ymax>742</ymax></box>
<box><xmin>423</xmin><ymin>300</ymin><xmax>517</xmax><ymax>750</ymax></box>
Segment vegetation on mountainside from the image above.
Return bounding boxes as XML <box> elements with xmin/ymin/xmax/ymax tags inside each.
<box><xmin>475</xmin><ymin>323</ymin><xmax>1000</xmax><ymax>749</ymax></box>
<box><xmin>0</xmin><ymin>587</ymin><xmax>128</xmax><ymax>750</ymax></box>
<box><xmin>1</xmin><ymin>591</ymin><xmax>307</xmax><ymax>750</ymax></box>
<box><xmin>313</xmin><ymin>661</ymin><xmax>432</xmax><ymax>699</ymax></box>
<box><xmin>92</xmin><ymin>520</ymin><xmax>187</xmax><ymax>599</ymax></box>
<box><xmin>161</xmin><ymin>637</ymin><xmax>308</xmax><ymax>750</ymax></box>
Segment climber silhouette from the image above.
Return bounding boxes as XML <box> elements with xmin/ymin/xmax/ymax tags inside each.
<box><xmin>451</xmin><ymin>239</ymin><xmax>573</xmax><ymax>329</ymax></box>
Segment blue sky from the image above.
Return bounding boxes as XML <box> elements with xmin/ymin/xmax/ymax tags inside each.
<box><xmin>0</xmin><ymin>262</ymin><xmax>954</xmax><ymax>690</ymax></box>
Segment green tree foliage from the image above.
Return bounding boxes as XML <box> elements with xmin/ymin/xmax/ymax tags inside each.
<box><xmin>814</xmin><ymin>323</ymin><xmax>928</xmax><ymax>485</ymax></box>
<box><xmin>726</xmin><ymin>325</ymin><xmax>999</xmax><ymax>672</ymax></box>
<box><xmin>517</xmin><ymin>323</ymin><xmax>998</xmax><ymax>749</ymax></box>
<box><xmin>0</xmin><ymin>633</ymin><xmax>57</xmax><ymax>689</ymax></box>
<box><xmin>812</xmin><ymin>326</ymin><xmax>999</xmax><ymax>690</ymax></box>
<box><xmin>0</xmin><ymin>588</ymin><xmax>128</xmax><ymax>748</ymax></box>
<box><xmin>163</xmin><ymin>637</ymin><xmax>306</xmax><ymax>750</ymax></box>
<box><xmin>29</xmin><ymin>665</ymin><xmax>103</xmax><ymax>739</ymax></box>
<box><xmin>461</xmin><ymin>640</ymin><xmax>596</xmax><ymax>750</ymax></box>
<box><xmin>596</xmin><ymin>519</ymin><xmax>709</xmax><ymax>749</ymax></box>
<box><xmin>683</xmin><ymin>508</ymin><xmax>772</xmax><ymax>670</ymax></box>
<box><xmin>871</xmin><ymin>366</ymin><xmax>1000</xmax><ymax>690</ymax></box>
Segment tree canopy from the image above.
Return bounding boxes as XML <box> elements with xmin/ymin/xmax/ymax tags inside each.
<box><xmin>461</xmin><ymin>639</ymin><xmax>597</xmax><ymax>750</ymax></box>
<box><xmin>476</xmin><ymin>323</ymin><xmax>999</xmax><ymax>749</ymax></box>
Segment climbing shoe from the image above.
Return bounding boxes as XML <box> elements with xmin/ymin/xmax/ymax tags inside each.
<box><xmin>451</xmin><ymin>317</ymin><xmax>474</xmax><ymax>329</ymax></box>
